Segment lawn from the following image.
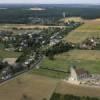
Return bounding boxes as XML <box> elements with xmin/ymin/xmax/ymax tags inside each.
<box><xmin>64</xmin><ymin>19</ymin><xmax>100</xmax><ymax>43</ymax></box>
<box><xmin>0</xmin><ymin>73</ymin><xmax>58</xmax><ymax>100</ymax></box>
<box><xmin>0</xmin><ymin>49</ymin><xmax>21</xmax><ymax>58</ymax></box>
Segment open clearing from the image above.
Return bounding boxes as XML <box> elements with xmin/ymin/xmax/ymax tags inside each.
<box><xmin>0</xmin><ymin>73</ymin><xmax>58</xmax><ymax>100</ymax></box>
<box><xmin>39</xmin><ymin>50</ymin><xmax>100</xmax><ymax>77</ymax></box>
<box><xmin>64</xmin><ymin>19</ymin><xmax>100</xmax><ymax>43</ymax></box>
<box><xmin>55</xmin><ymin>80</ymin><xmax>100</xmax><ymax>98</ymax></box>
<box><xmin>0</xmin><ymin>49</ymin><xmax>21</xmax><ymax>58</ymax></box>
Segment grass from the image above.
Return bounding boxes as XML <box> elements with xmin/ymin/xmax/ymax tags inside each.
<box><xmin>38</xmin><ymin>50</ymin><xmax>100</xmax><ymax>78</ymax></box>
<box><xmin>55</xmin><ymin>81</ymin><xmax>100</xmax><ymax>98</ymax></box>
<box><xmin>31</xmin><ymin>68</ymin><xmax>67</xmax><ymax>79</ymax></box>
<box><xmin>0</xmin><ymin>43</ymin><xmax>5</xmax><ymax>49</ymax></box>
<box><xmin>64</xmin><ymin>19</ymin><xmax>100</xmax><ymax>43</ymax></box>
<box><xmin>0</xmin><ymin>49</ymin><xmax>21</xmax><ymax>58</ymax></box>
<box><xmin>0</xmin><ymin>73</ymin><xmax>58</xmax><ymax>100</ymax></box>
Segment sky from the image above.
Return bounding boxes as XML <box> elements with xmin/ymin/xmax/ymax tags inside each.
<box><xmin>0</xmin><ymin>0</ymin><xmax>100</xmax><ymax>4</ymax></box>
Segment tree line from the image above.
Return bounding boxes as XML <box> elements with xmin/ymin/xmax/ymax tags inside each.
<box><xmin>50</xmin><ymin>93</ymin><xmax>100</xmax><ymax>100</ymax></box>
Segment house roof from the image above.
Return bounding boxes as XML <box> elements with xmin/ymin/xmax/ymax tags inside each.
<box><xmin>75</xmin><ymin>68</ymin><xmax>89</xmax><ymax>76</ymax></box>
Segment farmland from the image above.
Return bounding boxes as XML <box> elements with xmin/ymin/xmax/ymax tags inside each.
<box><xmin>64</xmin><ymin>19</ymin><xmax>100</xmax><ymax>43</ymax></box>
<box><xmin>32</xmin><ymin>49</ymin><xmax>100</xmax><ymax>79</ymax></box>
<box><xmin>0</xmin><ymin>24</ymin><xmax>66</xmax><ymax>30</ymax></box>
<box><xmin>0</xmin><ymin>18</ymin><xmax>100</xmax><ymax>99</ymax></box>
<box><xmin>0</xmin><ymin>4</ymin><xmax>100</xmax><ymax>100</ymax></box>
<box><xmin>0</xmin><ymin>73</ymin><xmax>58</xmax><ymax>100</ymax></box>
<box><xmin>55</xmin><ymin>80</ymin><xmax>100</xmax><ymax>97</ymax></box>
<box><xmin>61</xmin><ymin>17</ymin><xmax>84</xmax><ymax>23</ymax></box>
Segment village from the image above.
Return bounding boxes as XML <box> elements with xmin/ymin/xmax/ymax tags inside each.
<box><xmin>0</xmin><ymin>20</ymin><xmax>81</xmax><ymax>82</ymax></box>
<box><xmin>0</xmin><ymin>21</ymin><xmax>100</xmax><ymax>88</ymax></box>
<box><xmin>0</xmin><ymin>3</ymin><xmax>100</xmax><ymax>100</ymax></box>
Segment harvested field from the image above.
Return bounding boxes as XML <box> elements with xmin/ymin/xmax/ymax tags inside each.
<box><xmin>0</xmin><ymin>24</ymin><xmax>66</xmax><ymax>30</ymax></box>
<box><xmin>0</xmin><ymin>73</ymin><xmax>58</xmax><ymax>100</ymax></box>
<box><xmin>64</xmin><ymin>19</ymin><xmax>100</xmax><ymax>43</ymax></box>
<box><xmin>55</xmin><ymin>80</ymin><xmax>100</xmax><ymax>98</ymax></box>
<box><xmin>61</xmin><ymin>17</ymin><xmax>84</xmax><ymax>23</ymax></box>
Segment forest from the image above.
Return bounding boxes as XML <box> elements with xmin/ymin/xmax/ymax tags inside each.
<box><xmin>1</xmin><ymin>4</ymin><xmax>100</xmax><ymax>23</ymax></box>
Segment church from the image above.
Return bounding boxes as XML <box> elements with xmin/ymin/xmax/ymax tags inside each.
<box><xmin>69</xmin><ymin>66</ymin><xmax>91</xmax><ymax>82</ymax></box>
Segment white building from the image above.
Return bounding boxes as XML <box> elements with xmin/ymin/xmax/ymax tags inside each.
<box><xmin>68</xmin><ymin>66</ymin><xmax>100</xmax><ymax>86</ymax></box>
<box><xmin>69</xmin><ymin>66</ymin><xmax>91</xmax><ymax>82</ymax></box>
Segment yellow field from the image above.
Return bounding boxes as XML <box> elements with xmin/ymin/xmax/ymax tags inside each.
<box><xmin>55</xmin><ymin>80</ymin><xmax>100</xmax><ymax>98</ymax></box>
<box><xmin>61</xmin><ymin>17</ymin><xmax>84</xmax><ymax>23</ymax></box>
<box><xmin>0</xmin><ymin>24</ymin><xmax>66</xmax><ymax>30</ymax></box>
<box><xmin>64</xmin><ymin>19</ymin><xmax>100</xmax><ymax>43</ymax></box>
<box><xmin>0</xmin><ymin>73</ymin><xmax>58</xmax><ymax>100</ymax></box>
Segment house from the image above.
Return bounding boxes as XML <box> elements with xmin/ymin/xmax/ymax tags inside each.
<box><xmin>49</xmin><ymin>39</ymin><xmax>60</xmax><ymax>46</ymax></box>
<box><xmin>69</xmin><ymin>66</ymin><xmax>91</xmax><ymax>82</ymax></box>
<box><xmin>1</xmin><ymin>66</ymin><xmax>12</xmax><ymax>80</ymax></box>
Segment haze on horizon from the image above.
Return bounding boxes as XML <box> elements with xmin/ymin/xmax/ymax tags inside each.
<box><xmin>0</xmin><ymin>0</ymin><xmax>100</xmax><ymax>4</ymax></box>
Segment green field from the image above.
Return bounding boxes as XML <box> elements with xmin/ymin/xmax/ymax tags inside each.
<box><xmin>31</xmin><ymin>68</ymin><xmax>67</xmax><ymax>79</ymax></box>
<box><xmin>35</xmin><ymin>50</ymin><xmax>100</xmax><ymax>78</ymax></box>
<box><xmin>64</xmin><ymin>19</ymin><xmax>100</xmax><ymax>43</ymax></box>
<box><xmin>0</xmin><ymin>49</ymin><xmax>21</xmax><ymax>58</ymax></box>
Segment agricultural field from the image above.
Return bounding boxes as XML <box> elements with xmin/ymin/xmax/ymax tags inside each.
<box><xmin>60</xmin><ymin>17</ymin><xmax>84</xmax><ymax>23</ymax></box>
<box><xmin>0</xmin><ymin>24</ymin><xmax>66</xmax><ymax>31</ymax></box>
<box><xmin>55</xmin><ymin>80</ymin><xmax>100</xmax><ymax>97</ymax></box>
<box><xmin>31</xmin><ymin>68</ymin><xmax>67</xmax><ymax>79</ymax></box>
<box><xmin>0</xmin><ymin>73</ymin><xmax>58</xmax><ymax>100</ymax></box>
<box><xmin>64</xmin><ymin>19</ymin><xmax>100</xmax><ymax>43</ymax></box>
<box><xmin>36</xmin><ymin>49</ymin><xmax>100</xmax><ymax>79</ymax></box>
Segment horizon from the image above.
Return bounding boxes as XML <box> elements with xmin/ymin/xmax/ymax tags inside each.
<box><xmin>0</xmin><ymin>0</ymin><xmax>100</xmax><ymax>5</ymax></box>
<box><xmin>0</xmin><ymin>3</ymin><xmax>100</xmax><ymax>5</ymax></box>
